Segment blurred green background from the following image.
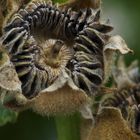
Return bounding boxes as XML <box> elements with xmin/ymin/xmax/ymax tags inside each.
<box><xmin>103</xmin><ymin>0</ymin><xmax>140</xmax><ymax>63</ymax></box>
<box><xmin>0</xmin><ymin>0</ymin><xmax>140</xmax><ymax>140</ymax></box>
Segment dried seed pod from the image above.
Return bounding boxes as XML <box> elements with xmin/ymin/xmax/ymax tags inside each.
<box><xmin>1</xmin><ymin>37</ymin><xmax>92</xmax><ymax>117</ymax></box>
<box><xmin>11</xmin><ymin>37</ymin><xmax>73</xmax><ymax>98</ymax></box>
<box><xmin>100</xmin><ymin>85</ymin><xmax>140</xmax><ymax>119</ymax></box>
<box><xmin>1</xmin><ymin>1</ymin><xmax>113</xmax><ymax>97</ymax></box>
<box><xmin>0</xmin><ymin>1</ymin><xmax>113</xmax><ymax>118</ymax></box>
<box><xmin>100</xmin><ymin>90</ymin><xmax>140</xmax><ymax>135</ymax></box>
<box><xmin>100</xmin><ymin>60</ymin><xmax>140</xmax><ymax>135</ymax></box>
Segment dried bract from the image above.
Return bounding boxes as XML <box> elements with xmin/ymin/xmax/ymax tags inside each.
<box><xmin>87</xmin><ymin>107</ymin><xmax>140</xmax><ymax>140</ymax></box>
<box><xmin>103</xmin><ymin>35</ymin><xmax>133</xmax><ymax>83</ymax></box>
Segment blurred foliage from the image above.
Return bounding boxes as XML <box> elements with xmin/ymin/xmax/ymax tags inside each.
<box><xmin>52</xmin><ymin>0</ymin><xmax>67</xmax><ymax>3</ymax></box>
<box><xmin>102</xmin><ymin>0</ymin><xmax>140</xmax><ymax>64</ymax></box>
<box><xmin>0</xmin><ymin>110</ymin><xmax>57</xmax><ymax>140</ymax></box>
<box><xmin>55</xmin><ymin>114</ymin><xmax>80</xmax><ymax>140</ymax></box>
<box><xmin>0</xmin><ymin>103</ymin><xmax>18</xmax><ymax>127</ymax></box>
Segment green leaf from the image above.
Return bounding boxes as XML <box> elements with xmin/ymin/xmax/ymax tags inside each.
<box><xmin>0</xmin><ymin>104</ymin><xmax>18</xmax><ymax>126</ymax></box>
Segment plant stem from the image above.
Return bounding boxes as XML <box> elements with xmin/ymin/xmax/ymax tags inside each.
<box><xmin>55</xmin><ymin>114</ymin><xmax>80</xmax><ymax>140</ymax></box>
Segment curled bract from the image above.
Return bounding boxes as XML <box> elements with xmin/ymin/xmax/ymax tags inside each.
<box><xmin>28</xmin><ymin>70</ymin><xmax>92</xmax><ymax>116</ymax></box>
<box><xmin>103</xmin><ymin>35</ymin><xmax>133</xmax><ymax>83</ymax></box>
